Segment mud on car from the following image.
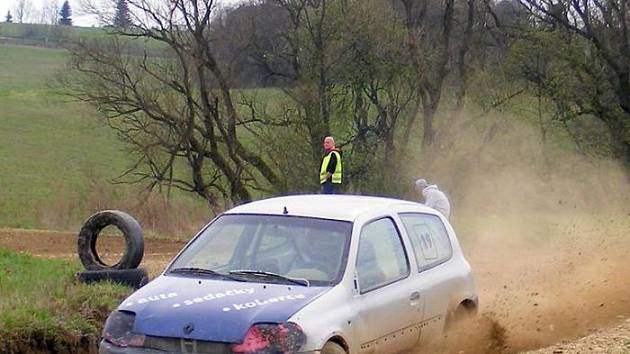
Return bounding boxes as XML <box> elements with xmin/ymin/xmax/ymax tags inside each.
<box><xmin>99</xmin><ymin>195</ymin><xmax>478</xmax><ymax>354</ymax></box>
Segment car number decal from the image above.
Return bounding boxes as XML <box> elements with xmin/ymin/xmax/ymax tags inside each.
<box><xmin>413</xmin><ymin>224</ymin><xmax>438</xmax><ymax>260</ymax></box>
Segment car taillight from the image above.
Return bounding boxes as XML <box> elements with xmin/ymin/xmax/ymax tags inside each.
<box><xmin>232</xmin><ymin>323</ymin><xmax>306</xmax><ymax>354</ymax></box>
<box><xmin>102</xmin><ymin>310</ymin><xmax>145</xmax><ymax>347</ymax></box>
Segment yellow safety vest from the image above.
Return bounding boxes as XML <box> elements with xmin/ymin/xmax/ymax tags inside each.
<box><xmin>320</xmin><ymin>150</ymin><xmax>342</xmax><ymax>184</ymax></box>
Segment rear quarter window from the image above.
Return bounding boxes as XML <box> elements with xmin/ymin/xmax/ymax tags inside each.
<box><xmin>399</xmin><ymin>213</ymin><xmax>453</xmax><ymax>272</ymax></box>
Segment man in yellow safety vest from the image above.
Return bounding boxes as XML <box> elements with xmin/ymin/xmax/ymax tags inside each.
<box><xmin>320</xmin><ymin>136</ymin><xmax>343</xmax><ymax>194</ymax></box>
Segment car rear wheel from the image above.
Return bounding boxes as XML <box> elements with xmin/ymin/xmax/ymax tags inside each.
<box><xmin>445</xmin><ymin>301</ymin><xmax>477</xmax><ymax>331</ymax></box>
<box><xmin>321</xmin><ymin>341</ymin><xmax>347</xmax><ymax>354</ymax></box>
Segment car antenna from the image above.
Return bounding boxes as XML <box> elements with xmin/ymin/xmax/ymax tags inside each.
<box><xmin>283</xmin><ymin>206</ymin><xmax>289</xmax><ymax>215</ymax></box>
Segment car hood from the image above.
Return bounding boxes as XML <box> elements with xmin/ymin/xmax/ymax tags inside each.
<box><xmin>118</xmin><ymin>275</ymin><xmax>331</xmax><ymax>343</ymax></box>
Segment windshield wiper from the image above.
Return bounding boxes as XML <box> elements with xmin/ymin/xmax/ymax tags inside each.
<box><xmin>169</xmin><ymin>267</ymin><xmax>244</xmax><ymax>281</ymax></box>
<box><xmin>228</xmin><ymin>270</ymin><xmax>310</xmax><ymax>287</ymax></box>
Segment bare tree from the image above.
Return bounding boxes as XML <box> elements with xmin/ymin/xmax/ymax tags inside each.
<box><xmin>453</xmin><ymin>0</ymin><xmax>477</xmax><ymax>114</ymax></box>
<box><xmin>234</xmin><ymin>0</ymin><xmax>344</xmax><ymax>188</ymax></box>
<box><xmin>14</xmin><ymin>0</ymin><xmax>32</xmax><ymax>23</ymax></box>
<box><xmin>39</xmin><ymin>5</ymin><xmax>47</xmax><ymax>23</ymax></box>
<box><xmin>41</xmin><ymin>0</ymin><xmax>60</xmax><ymax>24</ymax></box>
<box><xmin>77</xmin><ymin>0</ymin><xmax>131</xmax><ymax>25</ymax></box>
<box><xmin>77</xmin><ymin>0</ymin><xmax>111</xmax><ymax>24</ymax></box>
<box><xmin>516</xmin><ymin>0</ymin><xmax>630</xmax><ymax>168</ymax></box>
<box><xmin>62</xmin><ymin>0</ymin><xmax>283</xmax><ymax>210</ymax></box>
<box><xmin>339</xmin><ymin>0</ymin><xmax>418</xmax><ymax>193</ymax></box>
<box><xmin>241</xmin><ymin>0</ymin><xmax>421</xmax><ymax>193</ymax></box>
<box><xmin>269</xmin><ymin>0</ymin><xmax>339</xmax><ymax>162</ymax></box>
<box><xmin>400</xmin><ymin>0</ymin><xmax>455</xmax><ymax>148</ymax></box>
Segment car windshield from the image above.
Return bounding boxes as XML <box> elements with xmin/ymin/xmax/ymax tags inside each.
<box><xmin>167</xmin><ymin>214</ymin><xmax>353</xmax><ymax>286</ymax></box>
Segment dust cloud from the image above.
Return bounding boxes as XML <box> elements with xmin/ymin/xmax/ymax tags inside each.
<box><xmin>411</xmin><ymin>114</ymin><xmax>630</xmax><ymax>353</ymax></box>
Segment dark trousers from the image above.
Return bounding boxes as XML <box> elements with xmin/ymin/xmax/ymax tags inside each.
<box><xmin>321</xmin><ymin>180</ymin><xmax>338</xmax><ymax>194</ymax></box>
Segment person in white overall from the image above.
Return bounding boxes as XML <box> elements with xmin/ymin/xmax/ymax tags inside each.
<box><xmin>415</xmin><ymin>178</ymin><xmax>451</xmax><ymax>219</ymax></box>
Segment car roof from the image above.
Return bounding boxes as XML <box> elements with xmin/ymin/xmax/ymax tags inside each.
<box><xmin>225</xmin><ymin>194</ymin><xmax>434</xmax><ymax>222</ymax></box>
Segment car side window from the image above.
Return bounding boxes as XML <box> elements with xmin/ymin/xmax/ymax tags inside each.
<box><xmin>399</xmin><ymin>213</ymin><xmax>453</xmax><ymax>271</ymax></box>
<box><xmin>356</xmin><ymin>217</ymin><xmax>409</xmax><ymax>293</ymax></box>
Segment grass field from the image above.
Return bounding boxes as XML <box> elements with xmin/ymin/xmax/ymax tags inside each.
<box><xmin>0</xmin><ymin>44</ymin><xmax>135</xmax><ymax>228</ymax></box>
<box><xmin>0</xmin><ymin>22</ymin><xmax>169</xmax><ymax>54</ymax></box>
<box><xmin>0</xmin><ymin>41</ymin><xmax>305</xmax><ymax>232</ymax></box>
<box><xmin>0</xmin><ymin>23</ymin><xmax>103</xmax><ymax>43</ymax></box>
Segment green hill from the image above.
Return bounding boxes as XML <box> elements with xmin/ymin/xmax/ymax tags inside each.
<box><xmin>0</xmin><ymin>22</ymin><xmax>167</xmax><ymax>54</ymax></box>
<box><xmin>0</xmin><ymin>43</ymin><xmax>208</xmax><ymax>236</ymax></box>
<box><xmin>0</xmin><ymin>44</ymin><xmax>132</xmax><ymax>228</ymax></box>
<box><xmin>0</xmin><ymin>23</ymin><xmax>102</xmax><ymax>47</ymax></box>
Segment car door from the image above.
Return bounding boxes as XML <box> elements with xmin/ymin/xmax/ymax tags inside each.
<box><xmin>398</xmin><ymin>213</ymin><xmax>456</xmax><ymax>343</ymax></box>
<box><xmin>351</xmin><ymin>217</ymin><xmax>423</xmax><ymax>354</ymax></box>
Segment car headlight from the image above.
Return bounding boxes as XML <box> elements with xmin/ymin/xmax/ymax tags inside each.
<box><xmin>231</xmin><ymin>322</ymin><xmax>306</xmax><ymax>353</ymax></box>
<box><xmin>102</xmin><ymin>310</ymin><xmax>145</xmax><ymax>347</ymax></box>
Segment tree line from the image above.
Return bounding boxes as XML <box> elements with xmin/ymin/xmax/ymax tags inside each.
<box><xmin>4</xmin><ymin>0</ymin><xmax>133</xmax><ymax>27</ymax></box>
<box><xmin>4</xmin><ymin>0</ymin><xmax>72</xmax><ymax>25</ymax></box>
<box><xmin>59</xmin><ymin>0</ymin><xmax>630</xmax><ymax>210</ymax></box>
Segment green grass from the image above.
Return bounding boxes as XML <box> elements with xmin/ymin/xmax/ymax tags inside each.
<box><xmin>0</xmin><ymin>45</ymin><xmax>68</xmax><ymax>89</ymax></box>
<box><xmin>0</xmin><ymin>44</ymin><xmax>133</xmax><ymax>228</ymax></box>
<box><xmin>0</xmin><ymin>248</ymin><xmax>131</xmax><ymax>352</ymax></box>
<box><xmin>0</xmin><ymin>43</ymin><xmax>295</xmax><ymax>230</ymax></box>
<box><xmin>0</xmin><ymin>22</ymin><xmax>168</xmax><ymax>53</ymax></box>
<box><xmin>0</xmin><ymin>22</ymin><xmax>104</xmax><ymax>41</ymax></box>
<box><xmin>0</xmin><ymin>43</ymin><xmax>228</xmax><ymax>235</ymax></box>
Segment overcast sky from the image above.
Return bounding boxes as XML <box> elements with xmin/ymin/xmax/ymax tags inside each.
<box><xmin>0</xmin><ymin>0</ymin><xmax>244</xmax><ymax>27</ymax></box>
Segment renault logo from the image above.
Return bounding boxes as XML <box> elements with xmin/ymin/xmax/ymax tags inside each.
<box><xmin>183</xmin><ymin>322</ymin><xmax>195</xmax><ymax>334</ymax></box>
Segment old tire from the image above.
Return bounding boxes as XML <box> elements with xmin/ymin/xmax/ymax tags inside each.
<box><xmin>321</xmin><ymin>342</ymin><xmax>347</xmax><ymax>354</ymax></box>
<box><xmin>78</xmin><ymin>210</ymin><xmax>144</xmax><ymax>270</ymax></box>
<box><xmin>77</xmin><ymin>268</ymin><xmax>149</xmax><ymax>289</ymax></box>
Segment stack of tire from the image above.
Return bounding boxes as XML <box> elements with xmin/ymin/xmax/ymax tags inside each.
<box><xmin>76</xmin><ymin>210</ymin><xmax>149</xmax><ymax>289</ymax></box>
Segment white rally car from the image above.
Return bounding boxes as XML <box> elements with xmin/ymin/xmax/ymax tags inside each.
<box><xmin>100</xmin><ymin>195</ymin><xmax>477</xmax><ymax>354</ymax></box>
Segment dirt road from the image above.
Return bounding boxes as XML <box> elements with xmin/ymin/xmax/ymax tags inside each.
<box><xmin>0</xmin><ymin>228</ymin><xmax>185</xmax><ymax>276</ymax></box>
<box><xmin>450</xmin><ymin>213</ymin><xmax>630</xmax><ymax>353</ymax></box>
<box><xmin>1</xmin><ymin>214</ymin><xmax>629</xmax><ymax>353</ymax></box>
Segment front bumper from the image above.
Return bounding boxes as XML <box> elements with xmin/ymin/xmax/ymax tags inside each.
<box><xmin>100</xmin><ymin>339</ymin><xmax>322</xmax><ymax>354</ymax></box>
<box><xmin>99</xmin><ymin>337</ymin><xmax>232</xmax><ymax>354</ymax></box>
<box><xmin>99</xmin><ymin>340</ymin><xmax>164</xmax><ymax>354</ymax></box>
